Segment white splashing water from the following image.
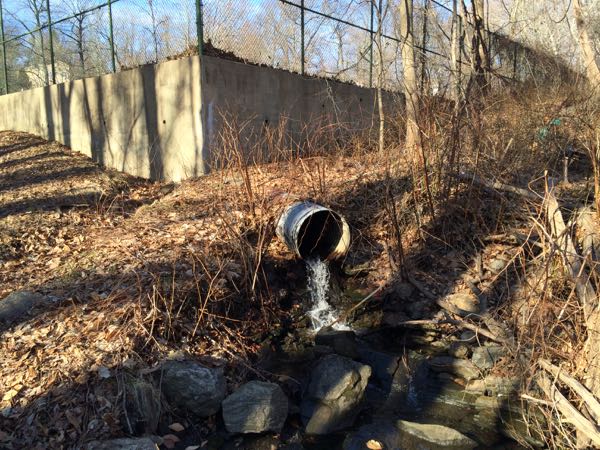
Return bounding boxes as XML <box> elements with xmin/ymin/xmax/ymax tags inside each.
<box><xmin>306</xmin><ymin>258</ymin><xmax>349</xmax><ymax>331</ymax></box>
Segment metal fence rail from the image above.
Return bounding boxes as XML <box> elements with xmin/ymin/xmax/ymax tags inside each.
<box><xmin>0</xmin><ymin>0</ymin><xmax>555</xmax><ymax>97</ymax></box>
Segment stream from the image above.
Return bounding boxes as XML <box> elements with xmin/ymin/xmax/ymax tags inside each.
<box><xmin>242</xmin><ymin>327</ymin><xmax>539</xmax><ymax>449</ymax></box>
<box><xmin>223</xmin><ymin>262</ymin><xmax>540</xmax><ymax>450</ymax></box>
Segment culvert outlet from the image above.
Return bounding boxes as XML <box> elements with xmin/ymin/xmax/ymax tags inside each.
<box><xmin>276</xmin><ymin>201</ymin><xmax>350</xmax><ymax>260</ymax></box>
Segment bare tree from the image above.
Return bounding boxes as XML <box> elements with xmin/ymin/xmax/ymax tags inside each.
<box><xmin>373</xmin><ymin>0</ymin><xmax>386</xmax><ymax>155</ymax></box>
<box><xmin>450</xmin><ymin>0</ymin><xmax>462</xmax><ymax>102</ymax></box>
<box><xmin>143</xmin><ymin>0</ymin><xmax>164</xmax><ymax>63</ymax></box>
<box><xmin>469</xmin><ymin>0</ymin><xmax>489</xmax><ymax>90</ymax></box>
<box><xmin>573</xmin><ymin>0</ymin><xmax>600</xmax><ymax>233</ymax></box>
<box><xmin>8</xmin><ymin>0</ymin><xmax>50</xmax><ymax>85</ymax></box>
<box><xmin>574</xmin><ymin>0</ymin><xmax>600</xmax><ymax>92</ymax></box>
<box><xmin>333</xmin><ymin>23</ymin><xmax>346</xmax><ymax>73</ymax></box>
<box><xmin>399</xmin><ymin>0</ymin><xmax>435</xmax><ymax>217</ymax></box>
<box><xmin>57</xmin><ymin>0</ymin><xmax>98</xmax><ymax>78</ymax></box>
<box><xmin>399</xmin><ymin>0</ymin><xmax>420</xmax><ymax>154</ymax></box>
<box><xmin>419</xmin><ymin>0</ymin><xmax>430</xmax><ymax>95</ymax></box>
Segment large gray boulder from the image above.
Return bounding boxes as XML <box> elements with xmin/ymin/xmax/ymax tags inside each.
<box><xmin>0</xmin><ymin>291</ymin><xmax>47</xmax><ymax>325</ymax></box>
<box><xmin>357</xmin><ymin>345</ymin><xmax>401</xmax><ymax>390</ymax></box>
<box><xmin>222</xmin><ymin>381</ymin><xmax>288</xmax><ymax>434</ymax></box>
<box><xmin>161</xmin><ymin>361</ymin><xmax>226</xmax><ymax>417</ymax></box>
<box><xmin>315</xmin><ymin>327</ymin><xmax>359</xmax><ymax>358</ymax></box>
<box><xmin>301</xmin><ymin>354</ymin><xmax>371</xmax><ymax>435</ymax></box>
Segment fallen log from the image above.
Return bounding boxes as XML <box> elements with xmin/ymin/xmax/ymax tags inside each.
<box><xmin>543</xmin><ymin>187</ymin><xmax>598</xmax><ymax>322</ymax></box>
<box><xmin>455</xmin><ymin>172</ymin><xmax>537</xmax><ymax>200</ymax></box>
<box><xmin>574</xmin><ymin>206</ymin><xmax>600</xmax><ymax>273</ymax></box>
<box><xmin>537</xmin><ymin>374</ymin><xmax>600</xmax><ymax>447</ymax></box>
<box><xmin>397</xmin><ymin>315</ymin><xmax>508</xmax><ymax>344</ymax></box>
<box><xmin>539</xmin><ymin>359</ymin><xmax>600</xmax><ymax>425</ymax></box>
<box><xmin>543</xmin><ymin>185</ymin><xmax>600</xmax><ymax>398</ymax></box>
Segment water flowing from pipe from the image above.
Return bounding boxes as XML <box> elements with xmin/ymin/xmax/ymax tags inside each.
<box><xmin>305</xmin><ymin>258</ymin><xmax>348</xmax><ymax>331</ymax></box>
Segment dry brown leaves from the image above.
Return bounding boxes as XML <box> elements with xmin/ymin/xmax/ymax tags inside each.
<box><xmin>0</xmin><ymin>131</ymin><xmax>404</xmax><ymax>448</ymax></box>
<box><xmin>0</xmin><ymin>293</ymin><xmax>135</xmax><ymax>448</ymax></box>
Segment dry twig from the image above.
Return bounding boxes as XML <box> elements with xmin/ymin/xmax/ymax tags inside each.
<box><xmin>537</xmin><ymin>374</ymin><xmax>600</xmax><ymax>447</ymax></box>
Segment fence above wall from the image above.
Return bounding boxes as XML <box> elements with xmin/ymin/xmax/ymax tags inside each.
<box><xmin>0</xmin><ymin>0</ymin><xmax>200</xmax><ymax>95</ymax></box>
<box><xmin>0</xmin><ymin>0</ymin><xmax>574</xmax><ymax>97</ymax></box>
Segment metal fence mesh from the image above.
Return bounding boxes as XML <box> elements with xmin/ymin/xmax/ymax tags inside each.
<box><xmin>204</xmin><ymin>0</ymin><xmax>302</xmax><ymax>72</ymax></box>
<box><xmin>111</xmin><ymin>0</ymin><xmax>197</xmax><ymax>69</ymax></box>
<box><xmin>52</xmin><ymin>0</ymin><xmax>113</xmax><ymax>80</ymax></box>
<box><xmin>0</xmin><ymin>0</ymin><xmax>555</xmax><ymax>96</ymax></box>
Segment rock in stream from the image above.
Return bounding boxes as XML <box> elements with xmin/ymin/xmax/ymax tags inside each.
<box><xmin>315</xmin><ymin>327</ymin><xmax>359</xmax><ymax>359</ymax></box>
<box><xmin>222</xmin><ymin>381</ymin><xmax>288</xmax><ymax>434</ymax></box>
<box><xmin>344</xmin><ymin>419</ymin><xmax>477</xmax><ymax>450</ymax></box>
<box><xmin>428</xmin><ymin>356</ymin><xmax>480</xmax><ymax>381</ymax></box>
<box><xmin>301</xmin><ymin>354</ymin><xmax>371</xmax><ymax>434</ymax></box>
<box><xmin>85</xmin><ymin>437</ymin><xmax>159</xmax><ymax>450</ymax></box>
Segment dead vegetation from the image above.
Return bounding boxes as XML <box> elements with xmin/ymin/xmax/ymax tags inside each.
<box><xmin>1</xmin><ymin>77</ymin><xmax>600</xmax><ymax>449</ymax></box>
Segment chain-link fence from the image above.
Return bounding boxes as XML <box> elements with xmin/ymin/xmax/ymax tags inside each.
<box><xmin>0</xmin><ymin>0</ymin><xmax>568</xmax><ymax>96</ymax></box>
<box><xmin>0</xmin><ymin>0</ymin><xmax>199</xmax><ymax>94</ymax></box>
<box><xmin>201</xmin><ymin>0</ymin><xmax>454</xmax><ymax>90</ymax></box>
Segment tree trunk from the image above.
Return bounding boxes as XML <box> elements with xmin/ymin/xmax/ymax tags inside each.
<box><xmin>419</xmin><ymin>0</ymin><xmax>429</xmax><ymax>96</ymax></box>
<box><xmin>399</xmin><ymin>0</ymin><xmax>434</xmax><ymax>217</ymax></box>
<box><xmin>450</xmin><ymin>0</ymin><xmax>462</xmax><ymax>102</ymax></box>
<box><xmin>573</xmin><ymin>6</ymin><xmax>600</xmax><ymax>396</ymax></box>
<box><xmin>375</xmin><ymin>0</ymin><xmax>385</xmax><ymax>155</ymax></box>
<box><xmin>399</xmin><ymin>0</ymin><xmax>420</xmax><ymax>155</ymax></box>
<box><xmin>471</xmin><ymin>0</ymin><xmax>489</xmax><ymax>90</ymax></box>
<box><xmin>77</xmin><ymin>21</ymin><xmax>85</xmax><ymax>77</ymax></box>
<box><xmin>573</xmin><ymin>0</ymin><xmax>600</xmax><ymax>93</ymax></box>
<box><xmin>335</xmin><ymin>28</ymin><xmax>344</xmax><ymax>72</ymax></box>
<box><xmin>445</xmin><ymin>0</ymin><xmax>464</xmax><ymax>199</ymax></box>
<box><xmin>458</xmin><ymin>1</ymin><xmax>472</xmax><ymax>90</ymax></box>
<box><xmin>32</xmin><ymin>5</ymin><xmax>49</xmax><ymax>86</ymax></box>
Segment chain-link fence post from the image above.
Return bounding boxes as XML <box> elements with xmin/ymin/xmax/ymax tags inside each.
<box><xmin>0</xmin><ymin>0</ymin><xmax>8</xmax><ymax>94</ymax></box>
<box><xmin>45</xmin><ymin>0</ymin><xmax>56</xmax><ymax>84</ymax></box>
<box><xmin>108</xmin><ymin>0</ymin><xmax>116</xmax><ymax>72</ymax></box>
<box><xmin>300</xmin><ymin>0</ymin><xmax>305</xmax><ymax>74</ymax></box>
<box><xmin>369</xmin><ymin>0</ymin><xmax>374</xmax><ymax>87</ymax></box>
<box><xmin>196</xmin><ymin>0</ymin><xmax>203</xmax><ymax>55</ymax></box>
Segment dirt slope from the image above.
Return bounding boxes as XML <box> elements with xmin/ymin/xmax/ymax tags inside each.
<box><xmin>0</xmin><ymin>131</ymin><xmax>395</xmax><ymax>448</ymax></box>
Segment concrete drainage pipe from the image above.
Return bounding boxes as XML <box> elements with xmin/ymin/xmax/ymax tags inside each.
<box><xmin>276</xmin><ymin>201</ymin><xmax>350</xmax><ymax>260</ymax></box>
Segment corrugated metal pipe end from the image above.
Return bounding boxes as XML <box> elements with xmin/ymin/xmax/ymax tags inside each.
<box><xmin>276</xmin><ymin>201</ymin><xmax>350</xmax><ymax>260</ymax></box>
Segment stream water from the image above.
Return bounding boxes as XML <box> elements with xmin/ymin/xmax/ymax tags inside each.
<box><xmin>305</xmin><ymin>258</ymin><xmax>347</xmax><ymax>331</ymax></box>
<box><xmin>252</xmin><ymin>260</ymin><xmax>534</xmax><ymax>449</ymax></box>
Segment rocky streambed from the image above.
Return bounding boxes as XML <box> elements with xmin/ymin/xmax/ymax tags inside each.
<box><xmin>0</xmin><ymin>263</ymin><xmax>540</xmax><ymax>449</ymax></box>
<box><xmin>85</xmin><ymin>321</ymin><xmax>539</xmax><ymax>450</ymax></box>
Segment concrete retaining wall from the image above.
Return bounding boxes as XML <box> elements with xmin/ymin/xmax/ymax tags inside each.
<box><xmin>202</xmin><ymin>55</ymin><xmax>400</xmax><ymax>164</ymax></box>
<box><xmin>0</xmin><ymin>54</ymin><xmax>400</xmax><ymax>181</ymax></box>
<box><xmin>0</xmin><ymin>57</ymin><xmax>204</xmax><ymax>181</ymax></box>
